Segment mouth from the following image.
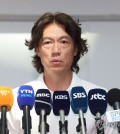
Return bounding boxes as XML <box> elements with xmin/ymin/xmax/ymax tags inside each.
<box><xmin>51</xmin><ymin>59</ymin><xmax>62</xmax><ymax>64</ymax></box>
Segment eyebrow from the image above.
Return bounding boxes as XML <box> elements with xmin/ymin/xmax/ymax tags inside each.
<box><xmin>41</xmin><ymin>36</ymin><xmax>71</xmax><ymax>41</ymax></box>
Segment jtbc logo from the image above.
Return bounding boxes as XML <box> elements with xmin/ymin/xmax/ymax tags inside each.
<box><xmin>90</xmin><ymin>93</ymin><xmax>105</xmax><ymax>100</ymax></box>
<box><xmin>55</xmin><ymin>95</ymin><xmax>68</xmax><ymax>99</ymax></box>
<box><xmin>73</xmin><ymin>92</ymin><xmax>86</xmax><ymax>99</ymax></box>
<box><xmin>36</xmin><ymin>93</ymin><xmax>50</xmax><ymax>97</ymax></box>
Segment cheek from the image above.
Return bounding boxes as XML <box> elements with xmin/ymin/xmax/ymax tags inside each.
<box><xmin>38</xmin><ymin>47</ymin><xmax>49</xmax><ymax>57</ymax></box>
<box><xmin>64</xmin><ymin>51</ymin><xmax>75</xmax><ymax>63</ymax></box>
<box><xmin>39</xmin><ymin>50</ymin><xmax>50</xmax><ymax>63</ymax></box>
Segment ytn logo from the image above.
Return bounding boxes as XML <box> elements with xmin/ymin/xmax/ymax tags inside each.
<box><xmin>90</xmin><ymin>93</ymin><xmax>105</xmax><ymax>100</ymax></box>
<box><xmin>55</xmin><ymin>95</ymin><xmax>68</xmax><ymax>99</ymax></box>
<box><xmin>20</xmin><ymin>89</ymin><xmax>33</xmax><ymax>94</ymax></box>
<box><xmin>73</xmin><ymin>92</ymin><xmax>86</xmax><ymax>99</ymax></box>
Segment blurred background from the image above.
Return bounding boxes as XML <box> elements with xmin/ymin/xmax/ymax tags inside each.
<box><xmin>0</xmin><ymin>0</ymin><xmax>120</xmax><ymax>89</ymax></box>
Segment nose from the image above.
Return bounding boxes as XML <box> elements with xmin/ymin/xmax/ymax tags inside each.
<box><xmin>51</xmin><ymin>43</ymin><xmax>61</xmax><ymax>56</ymax></box>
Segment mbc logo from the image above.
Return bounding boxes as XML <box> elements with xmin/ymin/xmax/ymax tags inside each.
<box><xmin>36</xmin><ymin>93</ymin><xmax>50</xmax><ymax>97</ymax></box>
<box><xmin>90</xmin><ymin>93</ymin><xmax>106</xmax><ymax>100</ymax></box>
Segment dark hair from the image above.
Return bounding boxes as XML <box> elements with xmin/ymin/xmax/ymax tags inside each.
<box><xmin>25</xmin><ymin>12</ymin><xmax>89</xmax><ymax>74</ymax></box>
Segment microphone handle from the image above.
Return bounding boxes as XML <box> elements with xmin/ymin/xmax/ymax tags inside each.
<box><xmin>22</xmin><ymin>105</ymin><xmax>31</xmax><ymax>134</ymax></box>
<box><xmin>60</xmin><ymin>110</ymin><xmax>65</xmax><ymax>124</ymax></box>
<box><xmin>96</xmin><ymin>112</ymin><xmax>104</xmax><ymax>134</ymax></box>
<box><xmin>1</xmin><ymin>106</ymin><xmax>7</xmax><ymax>134</ymax></box>
<box><xmin>113</xmin><ymin>102</ymin><xmax>120</xmax><ymax>110</ymax></box>
<box><xmin>113</xmin><ymin>102</ymin><xmax>120</xmax><ymax>133</ymax></box>
<box><xmin>78</xmin><ymin>109</ymin><xmax>86</xmax><ymax>134</ymax></box>
<box><xmin>59</xmin><ymin>110</ymin><xmax>68</xmax><ymax>134</ymax></box>
<box><xmin>39</xmin><ymin>109</ymin><xmax>46</xmax><ymax>134</ymax></box>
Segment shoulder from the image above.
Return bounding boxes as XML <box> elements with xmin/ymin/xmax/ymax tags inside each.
<box><xmin>72</xmin><ymin>72</ymin><xmax>108</xmax><ymax>93</ymax></box>
<box><xmin>12</xmin><ymin>73</ymin><xmax>47</xmax><ymax>94</ymax></box>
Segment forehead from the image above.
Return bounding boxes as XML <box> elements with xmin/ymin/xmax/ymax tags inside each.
<box><xmin>42</xmin><ymin>23</ymin><xmax>69</xmax><ymax>38</ymax></box>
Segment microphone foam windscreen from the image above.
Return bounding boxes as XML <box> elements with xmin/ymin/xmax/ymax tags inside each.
<box><xmin>17</xmin><ymin>85</ymin><xmax>35</xmax><ymax>110</ymax></box>
<box><xmin>88</xmin><ymin>88</ymin><xmax>107</xmax><ymax>116</ymax></box>
<box><xmin>108</xmin><ymin>88</ymin><xmax>120</xmax><ymax>106</ymax></box>
<box><xmin>35</xmin><ymin>89</ymin><xmax>52</xmax><ymax>115</ymax></box>
<box><xmin>70</xmin><ymin>86</ymin><xmax>88</xmax><ymax>114</ymax></box>
<box><xmin>0</xmin><ymin>86</ymin><xmax>14</xmax><ymax>111</ymax></box>
<box><xmin>53</xmin><ymin>91</ymin><xmax>70</xmax><ymax>116</ymax></box>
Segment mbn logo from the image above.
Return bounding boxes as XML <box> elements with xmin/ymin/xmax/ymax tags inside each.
<box><xmin>90</xmin><ymin>93</ymin><xmax>105</xmax><ymax>100</ymax></box>
<box><xmin>73</xmin><ymin>92</ymin><xmax>86</xmax><ymax>99</ymax></box>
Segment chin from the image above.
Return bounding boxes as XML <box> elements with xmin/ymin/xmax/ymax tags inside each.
<box><xmin>50</xmin><ymin>67</ymin><xmax>65</xmax><ymax>72</ymax></box>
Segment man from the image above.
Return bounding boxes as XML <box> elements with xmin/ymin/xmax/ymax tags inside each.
<box><xmin>7</xmin><ymin>12</ymin><xmax>117</xmax><ymax>133</ymax></box>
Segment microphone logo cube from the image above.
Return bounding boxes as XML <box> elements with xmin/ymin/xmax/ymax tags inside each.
<box><xmin>88</xmin><ymin>88</ymin><xmax>108</xmax><ymax>116</ymax></box>
<box><xmin>53</xmin><ymin>91</ymin><xmax>70</xmax><ymax>115</ymax></box>
<box><xmin>17</xmin><ymin>85</ymin><xmax>35</xmax><ymax>110</ymax></box>
<box><xmin>35</xmin><ymin>89</ymin><xmax>52</xmax><ymax>115</ymax></box>
<box><xmin>70</xmin><ymin>86</ymin><xmax>88</xmax><ymax>114</ymax></box>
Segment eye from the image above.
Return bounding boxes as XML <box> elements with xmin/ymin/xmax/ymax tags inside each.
<box><xmin>43</xmin><ymin>41</ymin><xmax>52</xmax><ymax>45</ymax></box>
<box><xmin>61</xmin><ymin>40</ymin><xmax>68</xmax><ymax>44</ymax></box>
<box><xmin>42</xmin><ymin>40</ymin><xmax>54</xmax><ymax>48</ymax></box>
<box><xmin>60</xmin><ymin>39</ymin><xmax>69</xmax><ymax>47</ymax></box>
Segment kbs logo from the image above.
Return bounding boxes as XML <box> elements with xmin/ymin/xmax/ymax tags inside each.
<box><xmin>90</xmin><ymin>93</ymin><xmax>105</xmax><ymax>100</ymax></box>
<box><xmin>36</xmin><ymin>93</ymin><xmax>50</xmax><ymax>97</ymax></box>
<box><xmin>73</xmin><ymin>92</ymin><xmax>86</xmax><ymax>99</ymax></box>
<box><xmin>55</xmin><ymin>95</ymin><xmax>68</xmax><ymax>99</ymax></box>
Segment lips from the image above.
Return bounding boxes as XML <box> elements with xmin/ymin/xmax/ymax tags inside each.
<box><xmin>51</xmin><ymin>59</ymin><xmax>62</xmax><ymax>64</ymax></box>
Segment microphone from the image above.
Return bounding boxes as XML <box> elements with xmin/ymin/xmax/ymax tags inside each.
<box><xmin>88</xmin><ymin>88</ymin><xmax>108</xmax><ymax>134</ymax></box>
<box><xmin>17</xmin><ymin>85</ymin><xmax>35</xmax><ymax>134</ymax></box>
<box><xmin>53</xmin><ymin>91</ymin><xmax>70</xmax><ymax>134</ymax></box>
<box><xmin>35</xmin><ymin>89</ymin><xmax>52</xmax><ymax>134</ymax></box>
<box><xmin>70</xmin><ymin>86</ymin><xmax>88</xmax><ymax>134</ymax></box>
<box><xmin>107</xmin><ymin>88</ymin><xmax>120</xmax><ymax>133</ymax></box>
<box><xmin>0</xmin><ymin>86</ymin><xmax>14</xmax><ymax>134</ymax></box>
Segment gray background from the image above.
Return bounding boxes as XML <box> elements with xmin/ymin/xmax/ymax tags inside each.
<box><xmin>0</xmin><ymin>0</ymin><xmax>120</xmax><ymax>89</ymax></box>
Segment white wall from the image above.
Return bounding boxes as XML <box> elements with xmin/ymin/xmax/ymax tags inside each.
<box><xmin>0</xmin><ymin>21</ymin><xmax>38</xmax><ymax>88</ymax></box>
<box><xmin>0</xmin><ymin>21</ymin><xmax>120</xmax><ymax>89</ymax></box>
<box><xmin>0</xmin><ymin>0</ymin><xmax>120</xmax><ymax>21</ymax></box>
<box><xmin>79</xmin><ymin>21</ymin><xmax>120</xmax><ymax>89</ymax></box>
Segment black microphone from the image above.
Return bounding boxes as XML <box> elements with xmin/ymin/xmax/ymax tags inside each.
<box><xmin>17</xmin><ymin>85</ymin><xmax>35</xmax><ymax>134</ymax></box>
<box><xmin>53</xmin><ymin>91</ymin><xmax>70</xmax><ymax>134</ymax></box>
<box><xmin>70</xmin><ymin>86</ymin><xmax>88</xmax><ymax>134</ymax></box>
<box><xmin>108</xmin><ymin>88</ymin><xmax>120</xmax><ymax>133</ymax></box>
<box><xmin>0</xmin><ymin>86</ymin><xmax>14</xmax><ymax>134</ymax></box>
<box><xmin>88</xmin><ymin>88</ymin><xmax>108</xmax><ymax>134</ymax></box>
<box><xmin>35</xmin><ymin>89</ymin><xmax>52</xmax><ymax>134</ymax></box>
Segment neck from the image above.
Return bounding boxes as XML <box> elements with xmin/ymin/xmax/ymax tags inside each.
<box><xmin>43</xmin><ymin>71</ymin><xmax>73</xmax><ymax>92</ymax></box>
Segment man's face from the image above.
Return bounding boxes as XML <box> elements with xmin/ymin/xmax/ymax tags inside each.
<box><xmin>36</xmin><ymin>23</ymin><xmax>77</xmax><ymax>73</ymax></box>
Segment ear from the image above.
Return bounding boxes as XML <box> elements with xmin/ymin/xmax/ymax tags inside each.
<box><xmin>74</xmin><ymin>47</ymin><xmax>78</xmax><ymax>56</ymax></box>
<box><xmin>35</xmin><ymin>47</ymin><xmax>40</xmax><ymax>57</ymax></box>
